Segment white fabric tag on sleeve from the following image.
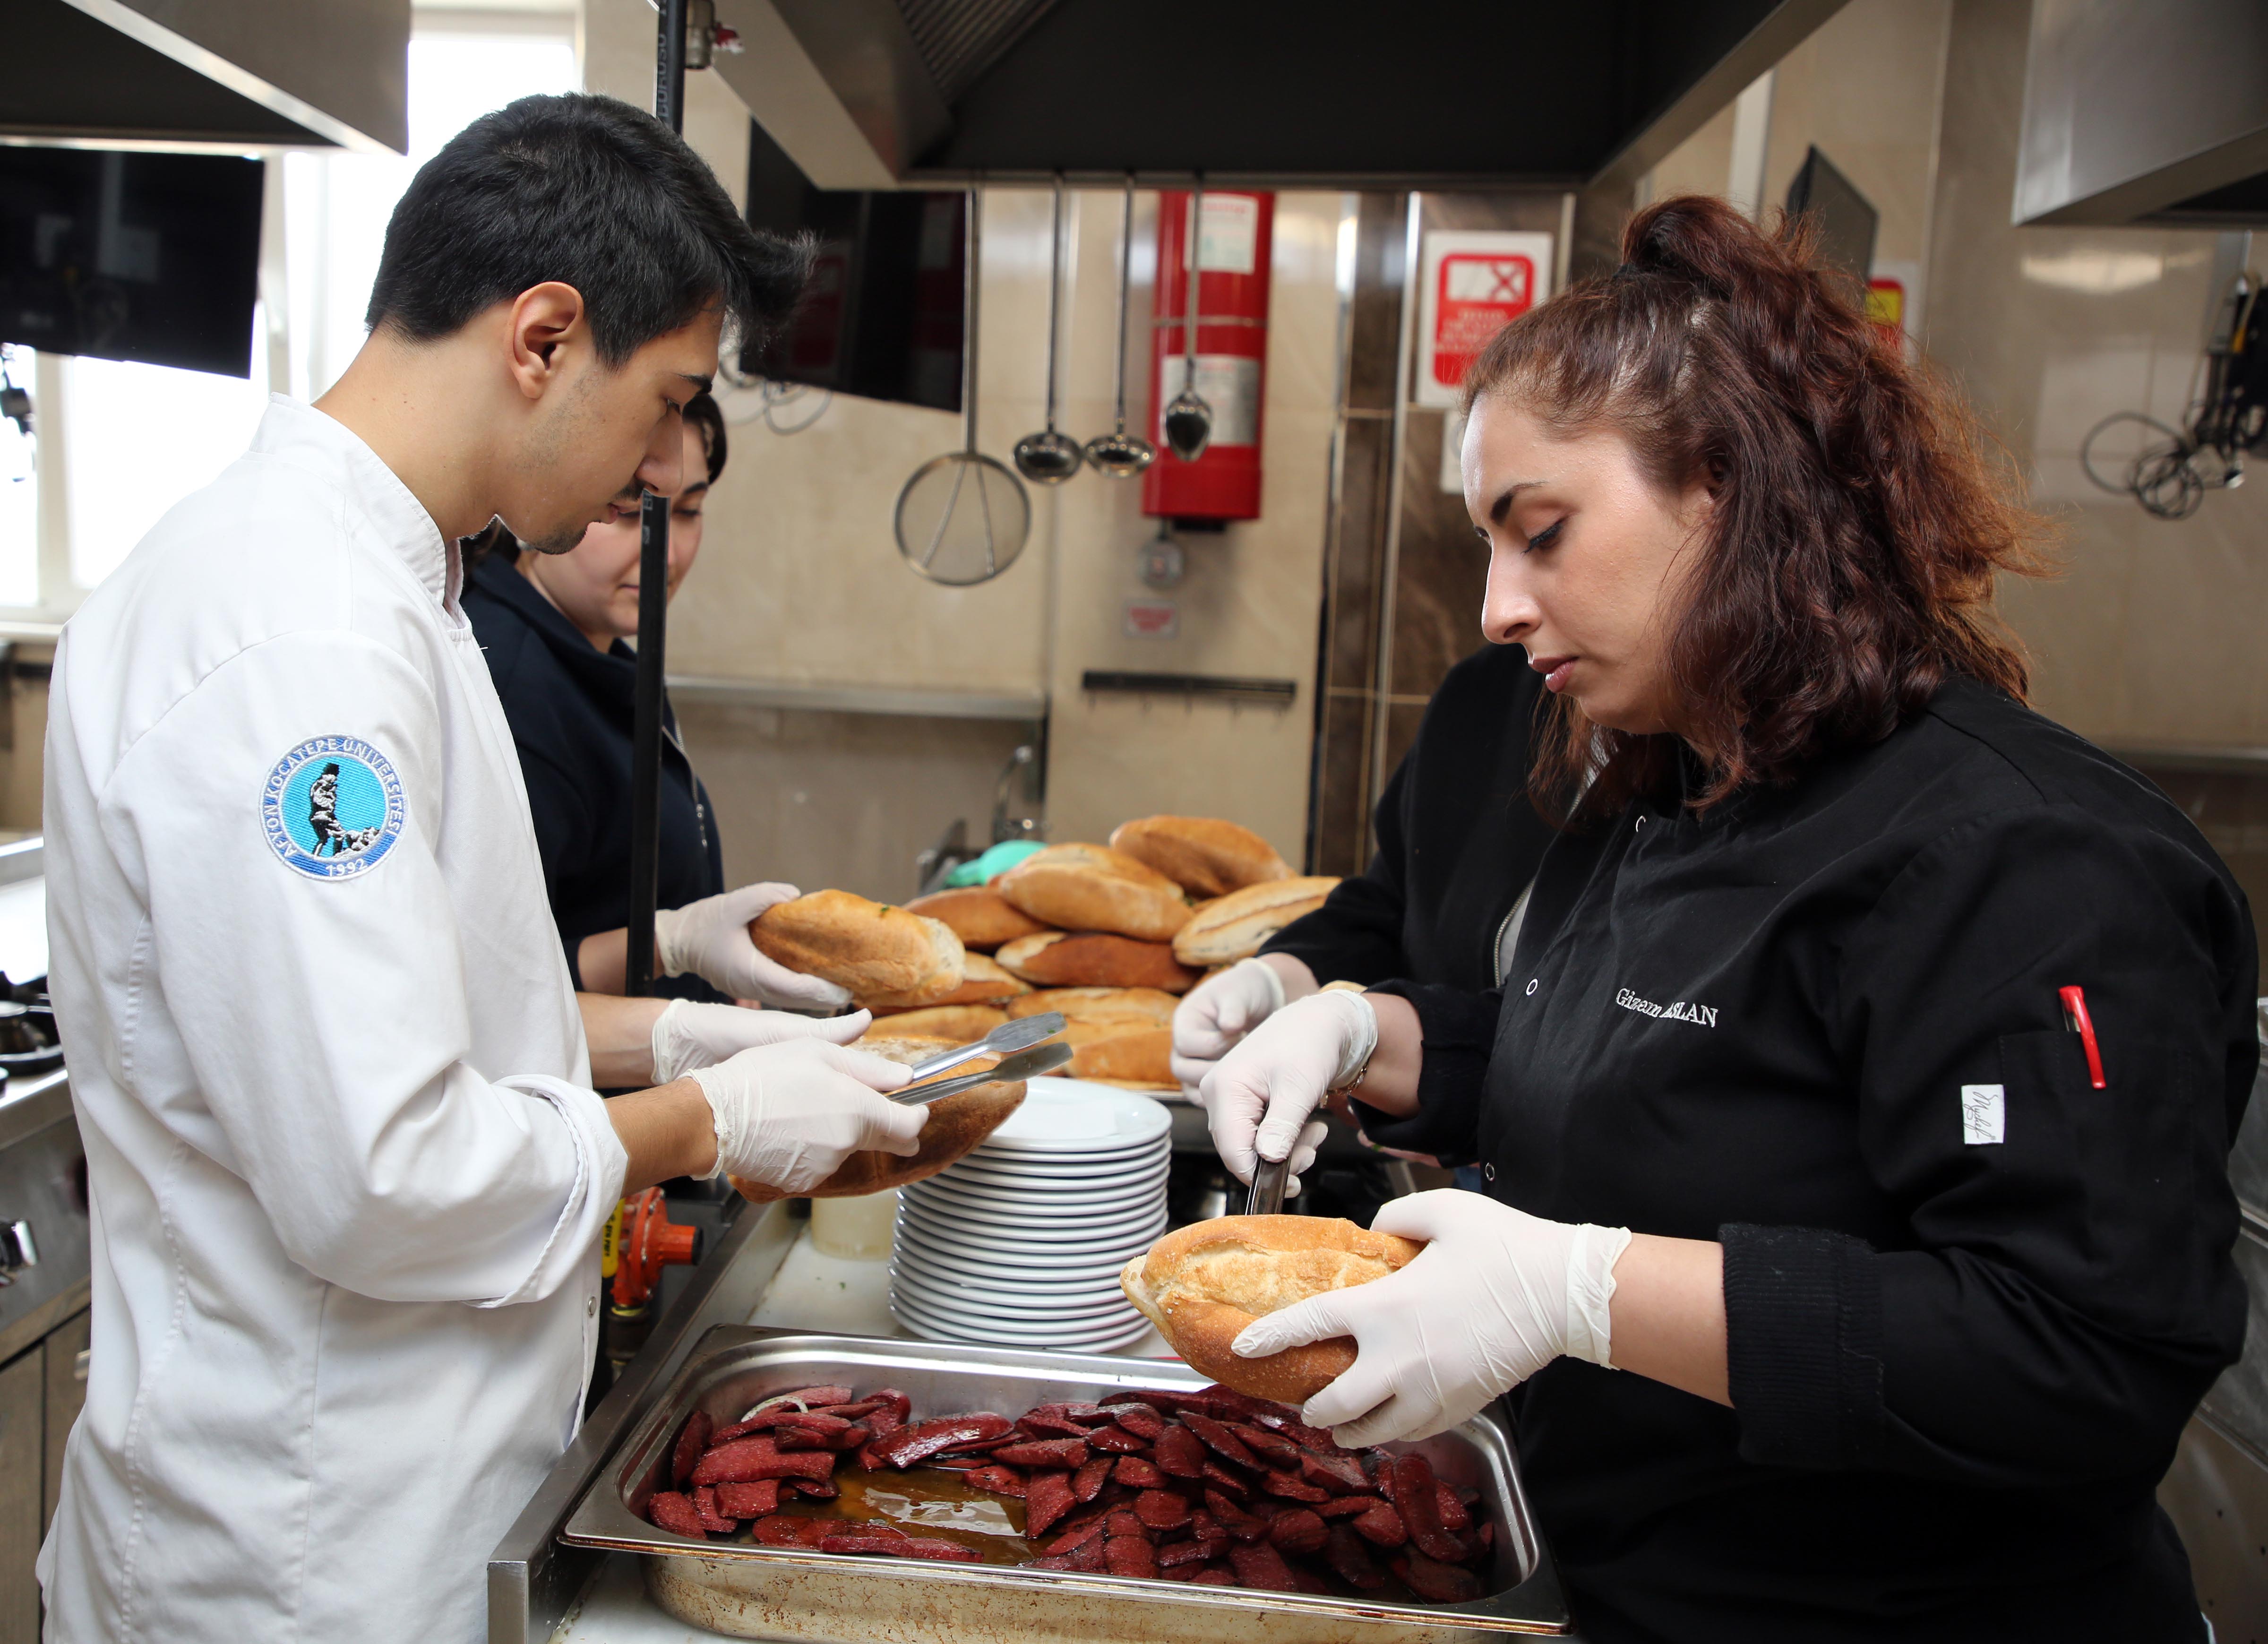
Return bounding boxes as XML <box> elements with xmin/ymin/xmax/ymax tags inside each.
<box><xmin>1961</xmin><ymin>1084</ymin><xmax>2005</xmax><ymax>1145</ymax></box>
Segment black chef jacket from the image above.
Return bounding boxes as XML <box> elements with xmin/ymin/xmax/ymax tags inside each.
<box><xmin>1358</xmin><ymin>676</ymin><xmax>2255</xmax><ymax>1643</ymax></box>
<box><xmin>463</xmin><ymin>552</ymin><xmax>726</xmax><ymax>1003</ymax></box>
<box><xmin>1263</xmin><ymin>641</ymin><xmax>1557</xmax><ymax>990</ymax></box>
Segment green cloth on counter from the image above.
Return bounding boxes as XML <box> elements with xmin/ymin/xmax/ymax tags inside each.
<box><xmin>944</xmin><ymin>839</ymin><xmax>1044</xmax><ymax>887</ymax></box>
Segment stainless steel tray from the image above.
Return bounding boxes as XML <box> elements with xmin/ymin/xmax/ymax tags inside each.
<box><xmin>560</xmin><ymin>1326</ymin><xmax>1570</xmax><ymax>1641</ymax></box>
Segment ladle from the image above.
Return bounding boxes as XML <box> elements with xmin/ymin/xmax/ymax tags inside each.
<box><xmin>1013</xmin><ymin>176</ymin><xmax>1082</xmax><ymax>485</ymax></box>
<box><xmin>1160</xmin><ymin>174</ymin><xmax>1214</xmax><ymax>463</ymax></box>
<box><xmin>1083</xmin><ymin>177</ymin><xmax>1156</xmax><ymax>478</ymax></box>
<box><xmin>894</xmin><ymin>189</ymin><xmax>1032</xmax><ymax>585</ymax></box>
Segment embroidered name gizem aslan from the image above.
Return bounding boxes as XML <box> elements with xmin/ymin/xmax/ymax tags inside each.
<box><xmin>1615</xmin><ymin>987</ymin><xmax>1718</xmax><ymax>1027</ymax></box>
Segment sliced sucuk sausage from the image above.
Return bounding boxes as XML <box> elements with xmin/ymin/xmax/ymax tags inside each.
<box><xmin>1156</xmin><ymin>1536</ymin><xmax>1215</xmax><ymax>1568</ymax></box>
<box><xmin>1114</xmin><ymin>1455</ymin><xmax>1166</xmax><ymax>1490</ymax></box>
<box><xmin>1298</xmin><ymin>1450</ymin><xmax>1368</xmax><ymax>1493</ymax></box>
<box><xmin>692</xmin><ymin>1440</ymin><xmax>837</xmax><ymax>1486</ymax></box>
<box><xmin>1100</xmin><ymin>1403</ymin><xmax>1165</xmax><ymax>1440</ymax></box>
<box><xmin>818</xmin><ymin>1522</ymin><xmax>907</xmax><ymax>1550</ymax></box>
<box><xmin>1326</xmin><ymin>1523</ymin><xmax>1386</xmax><ymax>1590</ymax></box>
<box><xmin>671</xmin><ymin>1411</ymin><xmax>713</xmax><ymax>1487</ymax></box>
<box><xmin>1434</xmin><ymin>1482</ymin><xmax>1471</xmax><ymax>1532</ymax></box>
<box><xmin>1071</xmin><ymin>1457</ymin><xmax>1113</xmax><ymax>1503</ymax></box>
<box><xmin>720</xmin><ymin>1409</ymin><xmax>856</xmax><ymax>1441</ymax></box>
<box><xmin>1152</xmin><ymin>1424</ymin><xmax>1205</xmax><ymax>1479</ymax></box>
<box><xmin>1228</xmin><ymin>1541</ymin><xmax>1299</xmax><ymax>1592</ymax></box>
<box><xmin>1084</xmin><ymin>1423</ymin><xmax>1149</xmax><ymax>1455</ymax></box>
<box><xmin>692</xmin><ymin>1486</ymin><xmax>735</xmax><ymax>1533</ymax></box>
<box><xmin>1022</xmin><ymin>1555</ymin><xmax>1079</xmax><ymax>1571</ymax></box>
<box><xmin>1474</xmin><ymin>1521</ymin><xmax>1494</xmax><ymax>1552</ymax></box>
<box><xmin>1228</xmin><ymin>1422</ymin><xmax>1301</xmax><ymax>1468</ymax></box>
<box><xmin>1104</xmin><ymin>1509</ymin><xmax>1147</xmax><ymax>1540</ymax></box>
<box><xmin>1396</xmin><ymin>1550</ymin><xmax>1483</xmax><ymax>1603</ymax></box>
<box><xmin>960</xmin><ymin>1464</ymin><xmax>1027</xmax><ymax>1498</ymax></box>
<box><xmin>1190</xmin><ymin>1508</ymin><xmax>1223</xmax><ymax>1540</ymax></box>
<box><xmin>1316</xmin><ymin>1495</ymin><xmax>1387</xmax><ymax>1519</ymax></box>
<box><xmin>1203</xmin><ymin>1490</ymin><xmax>1270</xmax><ymax>1544</ymax></box>
<box><xmin>1200</xmin><ymin>1462</ymin><xmax>1250</xmax><ymax>1498</ymax></box>
<box><xmin>813</xmin><ymin>1398</ymin><xmax>888</xmax><ymax>1421</ymax></box>
<box><xmin>1181</xmin><ymin>1413</ymin><xmax>1260</xmax><ymax>1470</ymax></box>
<box><xmin>713</xmin><ymin>1480</ymin><xmax>780</xmax><ymax>1519</ymax></box>
<box><xmin>1017</xmin><ymin>1412</ymin><xmax>1092</xmax><ymax>1440</ymax></box>
<box><xmin>1281</xmin><ymin>1420</ymin><xmax>1347</xmax><ymax>1455</ymax></box>
<box><xmin>1391</xmin><ymin>1454</ymin><xmax>1471</xmax><ymax>1563</ymax></box>
<box><xmin>1064</xmin><ymin>1535</ymin><xmax>1108</xmax><ymax>1572</ymax></box>
<box><xmin>1025</xmin><ymin>1470</ymin><xmax>1076</xmax><ymax>1538</ymax></box>
<box><xmin>646</xmin><ymin>1491</ymin><xmax>708</xmax><ymax>1539</ymax></box>
<box><xmin>869</xmin><ymin>1414</ymin><xmax>1012</xmax><ymax>1470</ymax></box>
<box><xmin>1133</xmin><ymin>1489</ymin><xmax>1191</xmax><ymax>1532</ymax></box>
<box><xmin>750</xmin><ymin>1514</ymin><xmax>813</xmax><ymax>1547</ymax></box>
<box><xmin>753</xmin><ymin>1385</ymin><xmax>854</xmax><ymax>1412</ymax></box>
<box><xmin>1364</xmin><ymin>1448</ymin><xmax>1399</xmax><ymax>1497</ymax></box>
<box><xmin>1157</xmin><ymin>1560</ymin><xmax>1203</xmax><ymax>1581</ymax></box>
<box><xmin>898</xmin><ymin>1538</ymin><xmax>983</xmax><ymax>1563</ymax></box>
<box><xmin>789</xmin><ymin>1478</ymin><xmax>838</xmax><ymax>1499</ymax></box>
<box><xmin>1259</xmin><ymin>1470</ymin><xmax>1329</xmax><ymax>1503</ymax></box>
<box><xmin>1045</xmin><ymin>1517</ymin><xmax>1108</xmax><ymax>1556</ymax></box>
<box><xmin>819</xmin><ymin>1534</ymin><xmax>915</xmax><ymax>1556</ymax></box>
<box><xmin>992</xmin><ymin>1438</ymin><xmax>1090</xmax><ymax>1470</ymax></box>
<box><xmin>1266</xmin><ymin>1507</ymin><xmax>1327</xmax><ymax>1555</ymax></box>
<box><xmin>1190</xmin><ymin>1565</ymin><xmax>1239</xmax><ymax>1586</ymax></box>
<box><xmin>1351</xmin><ymin>1503</ymin><xmax>1408</xmax><ymax>1548</ymax></box>
<box><xmin>1105</xmin><ymin>1536</ymin><xmax>1159</xmax><ymax>1579</ymax></box>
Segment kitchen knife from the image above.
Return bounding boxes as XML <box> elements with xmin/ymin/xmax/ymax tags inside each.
<box><xmin>890</xmin><ymin>1040</ymin><xmax>1074</xmax><ymax>1106</ymax></box>
<box><xmin>905</xmin><ymin>1012</ymin><xmax>1068</xmax><ymax>1082</ymax></box>
<box><xmin>1245</xmin><ymin>1153</ymin><xmax>1291</xmax><ymax>1217</ymax></box>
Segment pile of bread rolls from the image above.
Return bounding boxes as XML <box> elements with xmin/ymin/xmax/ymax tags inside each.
<box><xmin>745</xmin><ymin>816</ymin><xmax>1339</xmax><ymax>1092</ymax></box>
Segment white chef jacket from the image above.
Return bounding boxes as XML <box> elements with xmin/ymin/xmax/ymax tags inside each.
<box><xmin>38</xmin><ymin>396</ymin><xmax>628</xmax><ymax>1643</ymax></box>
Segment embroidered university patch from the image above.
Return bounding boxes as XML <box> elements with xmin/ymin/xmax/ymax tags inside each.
<box><xmin>261</xmin><ymin>736</ymin><xmax>405</xmax><ymax>880</ymax></box>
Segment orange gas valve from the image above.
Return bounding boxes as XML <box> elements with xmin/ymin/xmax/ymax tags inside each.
<box><xmin>610</xmin><ymin>1188</ymin><xmax>703</xmax><ymax>1311</ymax></box>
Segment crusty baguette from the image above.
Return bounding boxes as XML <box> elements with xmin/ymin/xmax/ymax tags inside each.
<box><xmin>749</xmin><ymin>890</ymin><xmax>964</xmax><ymax>1000</ymax></box>
<box><xmin>866</xmin><ymin>1003</ymin><xmax>1009</xmax><ymax>1041</ymax></box>
<box><xmin>1120</xmin><ymin>1216</ymin><xmax>1423</xmax><ymax>1404</ymax></box>
<box><xmin>730</xmin><ymin>1035</ymin><xmax>1021</xmax><ymax>1204</ymax></box>
<box><xmin>1170</xmin><ymin>877</ymin><xmax>1340</xmax><ymax>968</ymax></box>
<box><xmin>995</xmin><ymin>844</ymin><xmax>1192</xmax><ymax>942</ymax></box>
<box><xmin>863</xmin><ymin>951</ymin><xmax>1028</xmax><ymax>1011</ymax></box>
<box><xmin>1062</xmin><ymin>1021</ymin><xmax>1173</xmax><ymax>1086</ymax></box>
<box><xmin>1006</xmin><ymin>987</ymin><xmax>1180</xmax><ymax>1026</ymax></box>
<box><xmin>1108</xmin><ymin>816</ymin><xmax>1292</xmax><ymax>897</ymax></box>
<box><xmin>993</xmin><ymin>931</ymin><xmax>1200</xmax><ymax>993</ymax></box>
<box><xmin>903</xmin><ymin>886</ymin><xmax>1053</xmax><ymax>952</ymax></box>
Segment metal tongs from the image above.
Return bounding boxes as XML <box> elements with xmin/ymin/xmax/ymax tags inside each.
<box><xmin>889</xmin><ymin>1012</ymin><xmax>1072</xmax><ymax>1107</ymax></box>
<box><xmin>891</xmin><ymin>1041</ymin><xmax>1074</xmax><ymax>1107</ymax></box>
<box><xmin>1245</xmin><ymin>1152</ymin><xmax>1291</xmax><ymax>1217</ymax></box>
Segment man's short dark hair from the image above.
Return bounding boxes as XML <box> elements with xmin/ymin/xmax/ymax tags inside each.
<box><xmin>365</xmin><ymin>93</ymin><xmax>808</xmax><ymax>365</ymax></box>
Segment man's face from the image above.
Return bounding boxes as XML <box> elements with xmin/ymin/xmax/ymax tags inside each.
<box><xmin>508</xmin><ymin>310</ymin><xmax>722</xmax><ymax>555</ymax></box>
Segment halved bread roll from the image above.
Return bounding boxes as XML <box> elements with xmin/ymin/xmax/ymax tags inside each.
<box><xmin>994</xmin><ymin>931</ymin><xmax>1199</xmax><ymax>993</ymax></box>
<box><xmin>1171</xmin><ymin>877</ymin><xmax>1340</xmax><ymax>968</ymax></box>
<box><xmin>904</xmin><ymin>886</ymin><xmax>1053</xmax><ymax>952</ymax></box>
<box><xmin>749</xmin><ymin>890</ymin><xmax>964</xmax><ymax>1002</ymax></box>
<box><xmin>728</xmin><ymin>1035</ymin><xmax>1022</xmax><ymax>1204</ymax></box>
<box><xmin>995</xmin><ymin>844</ymin><xmax>1192</xmax><ymax>942</ymax></box>
<box><xmin>1108</xmin><ymin>816</ymin><xmax>1292</xmax><ymax>897</ymax></box>
<box><xmin>1120</xmin><ymin>1216</ymin><xmax>1424</xmax><ymax>1403</ymax></box>
<box><xmin>868</xmin><ymin>1004</ymin><xmax>1008</xmax><ymax>1042</ymax></box>
<box><xmin>1006</xmin><ymin>986</ymin><xmax>1179</xmax><ymax>1026</ymax></box>
<box><xmin>864</xmin><ymin>951</ymin><xmax>1028</xmax><ymax>1011</ymax></box>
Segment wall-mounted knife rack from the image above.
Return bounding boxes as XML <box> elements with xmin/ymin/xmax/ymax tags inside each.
<box><xmin>1078</xmin><ymin>670</ymin><xmax>1296</xmax><ymax>706</ymax></box>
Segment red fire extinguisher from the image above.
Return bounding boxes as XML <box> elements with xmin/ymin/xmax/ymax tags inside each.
<box><xmin>1144</xmin><ymin>189</ymin><xmax>1273</xmax><ymax>521</ymax></box>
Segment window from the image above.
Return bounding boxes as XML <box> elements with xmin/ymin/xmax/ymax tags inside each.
<box><xmin>0</xmin><ymin>14</ymin><xmax>579</xmax><ymax>623</ymax></box>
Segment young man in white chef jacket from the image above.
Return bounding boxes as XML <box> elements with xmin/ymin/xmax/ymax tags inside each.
<box><xmin>37</xmin><ymin>95</ymin><xmax>924</xmax><ymax>1643</ymax></box>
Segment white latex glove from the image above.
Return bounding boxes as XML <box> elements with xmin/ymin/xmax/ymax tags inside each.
<box><xmin>653</xmin><ymin>883</ymin><xmax>853</xmax><ymax>1010</ymax></box>
<box><xmin>1171</xmin><ymin>958</ymin><xmax>1288</xmax><ymax>1096</ymax></box>
<box><xmin>688</xmin><ymin>1037</ymin><xmax>924</xmax><ymax>1191</ymax></box>
<box><xmin>1195</xmin><ymin>988</ymin><xmax>1374</xmax><ymax>1197</ymax></box>
<box><xmin>1230</xmin><ymin>1189</ymin><xmax>1632</xmax><ymax>1446</ymax></box>
<box><xmin>651</xmin><ymin>999</ymin><xmax>874</xmax><ymax>1086</ymax></box>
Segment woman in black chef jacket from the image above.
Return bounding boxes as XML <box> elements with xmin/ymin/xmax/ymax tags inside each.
<box><xmin>464</xmin><ymin>395</ymin><xmax>848</xmax><ymax>1013</ymax></box>
<box><xmin>1203</xmin><ymin>196</ymin><xmax>2255</xmax><ymax>1644</ymax></box>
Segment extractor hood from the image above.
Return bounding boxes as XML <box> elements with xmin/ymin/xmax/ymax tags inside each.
<box><xmin>3</xmin><ymin>0</ymin><xmax>409</xmax><ymax>154</ymax></box>
<box><xmin>2014</xmin><ymin>0</ymin><xmax>2268</xmax><ymax>227</ymax></box>
<box><xmin>711</xmin><ymin>0</ymin><xmax>1851</xmax><ymax>190</ymax></box>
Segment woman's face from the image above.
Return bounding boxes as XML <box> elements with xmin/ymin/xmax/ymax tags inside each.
<box><xmin>1462</xmin><ymin>394</ymin><xmax>1714</xmax><ymax>740</ymax></box>
<box><xmin>522</xmin><ymin>421</ymin><xmax>711</xmax><ymax>647</ymax></box>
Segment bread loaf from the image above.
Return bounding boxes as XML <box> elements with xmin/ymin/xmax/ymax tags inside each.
<box><xmin>1108</xmin><ymin>816</ymin><xmax>1292</xmax><ymax>897</ymax></box>
<box><xmin>1063</xmin><ymin>1022</ymin><xmax>1173</xmax><ymax>1088</ymax></box>
<box><xmin>903</xmin><ymin>886</ymin><xmax>1053</xmax><ymax>952</ymax></box>
<box><xmin>1006</xmin><ymin>987</ymin><xmax>1179</xmax><ymax>1026</ymax></box>
<box><xmin>866</xmin><ymin>1004</ymin><xmax>1008</xmax><ymax>1042</ymax></box>
<box><xmin>749</xmin><ymin>890</ymin><xmax>964</xmax><ymax>1001</ymax></box>
<box><xmin>1171</xmin><ymin>877</ymin><xmax>1340</xmax><ymax>968</ymax></box>
<box><xmin>993</xmin><ymin>931</ymin><xmax>1200</xmax><ymax>993</ymax></box>
<box><xmin>1120</xmin><ymin>1216</ymin><xmax>1423</xmax><ymax>1403</ymax></box>
<box><xmin>995</xmin><ymin>844</ymin><xmax>1191</xmax><ymax>942</ymax></box>
<box><xmin>863</xmin><ymin>951</ymin><xmax>1027</xmax><ymax>1011</ymax></box>
<box><xmin>729</xmin><ymin>1035</ymin><xmax>1022</xmax><ymax>1204</ymax></box>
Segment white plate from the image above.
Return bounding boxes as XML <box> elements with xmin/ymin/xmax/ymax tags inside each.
<box><xmin>898</xmin><ymin>1196</ymin><xmax>1166</xmax><ymax>1247</ymax></box>
<box><xmin>890</xmin><ymin>1223</ymin><xmax>1151</xmax><ymax>1276</ymax></box>
<box><xmin>912</xmin><ymin>1177</ymin><xmax>1168</xmax><ymax>1221</ymax></box>
<box><xmin>888</xmin><ymin>1243</ymin><xmax>1130</xmax><ymax>1296</ymax></box>
<box><xmin>939</xmin><ymin>1154</ymin><xmax>1174</xmax><ymax>1195</ymax></box>
<box><xmin>888</xmin><ymin>1269</ymin><xmax>1131</xmax><ymax>1322</ymax></box>
<box><xmin>970</xmin><ymin>1080</ymin><xmax>1171</xmax><ymax>1155</ymax></box>
<box><xmin>889</xmin><ymin>1289</ymin><xmax>1151</xmax><ymax>1347</ymax></box>
<box><xmin>896</xmin><ymin>1205</ymin><xmax>1165</xmax><ymax>1261</ymax></box>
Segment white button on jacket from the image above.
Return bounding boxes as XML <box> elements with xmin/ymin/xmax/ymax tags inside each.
<box><xmin>39</xmin><ymin>397</ymin><xmax>628</xmax><ymax>1643</ymax></box>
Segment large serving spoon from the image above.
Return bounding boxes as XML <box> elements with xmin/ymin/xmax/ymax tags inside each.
<box><xmin>1014</xmin><ymin>176</ymin><xmax>1082</xmax><ymax>486</ymax></box>
<box><xmin>1160</xmin><ymin>174</ymin><xmax>1214</xmax><ymax>463</ymax></box>
<box><xmin>1084</xmin><ymin>176</ymin><xmax>1156</xmax><ymax>478</ymax></box>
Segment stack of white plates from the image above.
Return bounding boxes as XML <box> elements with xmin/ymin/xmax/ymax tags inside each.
<box><xmin>890</xmin><ymin>1078</ymin><xmax>1171</xmax><ymax>1352</ymax></box>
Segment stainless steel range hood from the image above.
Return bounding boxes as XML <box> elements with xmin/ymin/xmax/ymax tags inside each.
<box><xmin>4</xmin><ymin>0</ymin><xmax>409</xmax><ymax>154</ymax></box>
<box><xmin>2014</xmin><ymin>0</ymin><xmax>2268</xmax><ymax>227</ymax></box>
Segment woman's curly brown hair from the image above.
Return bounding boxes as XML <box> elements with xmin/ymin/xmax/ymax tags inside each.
<box><xmin>1462</xmin><ymin>193</ymin><xmax>2049</xmax><ymax>821</ymax></box>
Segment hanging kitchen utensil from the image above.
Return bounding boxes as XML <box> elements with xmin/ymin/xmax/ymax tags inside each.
<box><xmin>896</xmin><ymin>189</ymin><xmax>1032</xmax><ymax>585</ymax></box>
<box><xmin>1013</xmin><ymin>176</ymin><xmax>1082</xmax><ymax>486</ymax></box>
<box><xmin>1160</xmin><ymin>175</ymin><xmax>1214</xmax><ymax>463</ymax></box>
<box><xmin>1085</xmin><ymin>176</ymin><xmax>1157</xmax><ymax>478</ymax></box>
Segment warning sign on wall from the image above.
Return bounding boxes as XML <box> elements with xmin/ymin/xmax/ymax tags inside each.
<box><xmin>1415</xmin><ymin>231</ymin><xmax>1556</xmax><ymax>410</ymax></box>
